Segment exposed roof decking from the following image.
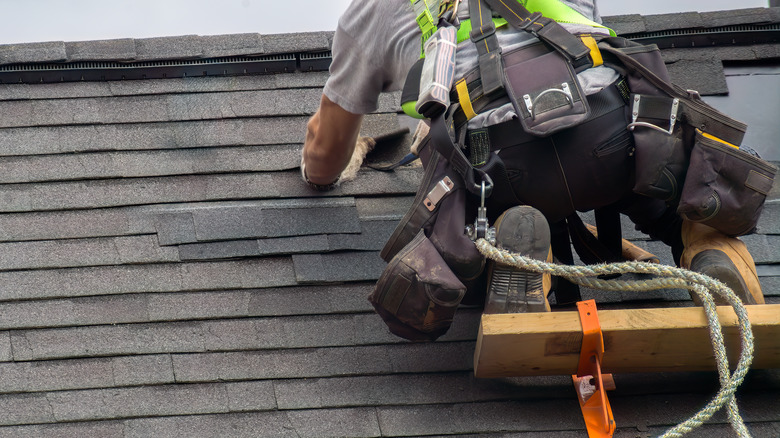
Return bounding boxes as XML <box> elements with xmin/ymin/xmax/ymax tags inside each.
<box><xmin>0</xmin><ymin>8</ymin><xmax>776</xmax><ymax>437</ymax></box>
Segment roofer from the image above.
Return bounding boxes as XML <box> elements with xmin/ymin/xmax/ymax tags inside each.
<box><xmin>301</xmin><ymin>0</ymin><xmax>771</xmax><ymax>341</ymax></box>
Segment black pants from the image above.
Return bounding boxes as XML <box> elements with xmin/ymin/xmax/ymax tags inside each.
<box><xmin>473</xmin><ymin>85</ymin><xmax>684</xmax><ymax>265</ymax></box>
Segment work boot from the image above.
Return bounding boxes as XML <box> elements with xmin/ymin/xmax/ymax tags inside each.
<box><xmin>681</xmin><ymin>220</ymin><xmax>764</xmax><ymax>305</ymax></box>
<box><xmin>484</xmin><ymin>206</ymin><xmax>552</xmax><ymax>314</ymax></box>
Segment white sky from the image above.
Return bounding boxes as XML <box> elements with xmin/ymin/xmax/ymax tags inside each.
<box><xmin>0</xmin><ymin>0</ymin><xmax>771</xmax><ymax>45</ymax></box>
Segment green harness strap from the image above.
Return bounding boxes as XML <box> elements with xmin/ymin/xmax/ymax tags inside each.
<box><xmin>411</xmin><ymin>0</ymin><xmax>615</xmax><ymax>55</ymax></box>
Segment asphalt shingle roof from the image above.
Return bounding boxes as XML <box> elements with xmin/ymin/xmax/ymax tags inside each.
<box><xmin>0</xmin><ymin>7</ymin><xmax>776</xmax><ymax>438</ymax></box>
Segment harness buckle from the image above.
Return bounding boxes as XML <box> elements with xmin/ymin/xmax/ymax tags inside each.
<box><xmin>517</xmin><ymin>11</ymin><xmax>544</xmax><ymax>31</ymax></box>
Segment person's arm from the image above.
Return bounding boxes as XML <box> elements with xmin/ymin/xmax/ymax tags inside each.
<box><xmin>301</xmin><ymin>94</ymin><xmax>364</xmax><ymax>188</ymax></box>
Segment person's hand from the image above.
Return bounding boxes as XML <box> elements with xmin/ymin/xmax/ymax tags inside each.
<box><xmin>301</xmin><ymin>135</ymin><xmax>376</xmax><ymax>191</ymax></box>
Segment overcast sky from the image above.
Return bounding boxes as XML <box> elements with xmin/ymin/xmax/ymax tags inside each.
<box><xmin>0</xmin><ymin>0</ymin><xmax>771</xmax><ymax>45</ymax></box>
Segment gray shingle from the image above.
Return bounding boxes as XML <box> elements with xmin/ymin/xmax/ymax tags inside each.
<box><xmin>245</xmin><ymin>283</ymin><xmax>374</xmax><ymax>316</ymax></box>
<box><xmin>644</xmin><ymin>12</ymin><xmax>706</xmax><ymax>33</ymax></box>
<box><xmin>190</xmin><ymin>198</ymin><xmax>361</xmax><ymax>242</ymax></box>
<box><xmin>154</xmin><ymin>212</ymin><xmax>196</xmax><ymax>246</ymax></box>
<box><xmin>286</xmin><ymin>407</ymin><xmax>381</xmax><ymax>438</ymax></box>
<box><xmin>123</xmin><ymin>410</ymin><xmax>378</xmax><ymax>438</ymax></box>
<box><xmin>601</xmin><ymin>14</ymin><xmax>646</xmax><ymax>35</ymax></box>
<box><xmin>0</xmin><ymin>293</ymin><xmax>151</xmax><ymax>330</ymax></box>
<box><xmin>0</xmin><ymin>394</ymin><xmax>56</xmax><ymax>425</ymax></box>
<box><xmin>0</xmin><ymin>145</ymin><xmax>301</xmax><ymax>183</ymax></box>
<box><xmin>177</xmin><ymin>239</ymin><xmax>264</xmax><ymax>260</ymax></box>
<box><xmin>0</xmin><ymin>355</ymin><xmax>173</xmax><ymax>393</ymax></box>
<box><xmin>41</xmin><ymin>382</ymin><xmax>275</xmax><ymax>423</ymax></box>
<box><xmin>134</xmin><ymin>35</ymin><xmax>203</xmax><ymax>61</ymax></box>
<box><xmin>0</xmin><ymin>41</ymin><xmax>66</xmax><ymax>65</ymax></box>
<box><xmin>0</xmin><ymin>258</ymin><xmax>296</xmax><ymax>302</ymax></box>
<box><xmin>260</xmin><ymin>32</ymin><xmax>332</xmax><ymax>55</ymax></box>
<box><xmin>327</xmin><ymin>220</ymin><xmax>399</xmax><ymax>252</ymax></box>
<box><xmin>0</xmin><ymin>422</ymin><xmax>125</xmax><ymax>438</ymax></box>
<box><xmin>274</xmin><ymin>372</ymin><xmax>572</xmax><ymax>410</ymax></box>
<box><xmin>171</xmin><ymin>342</ymin><xmax>475</xmax><ymax>382</ymax></box>
<box><xmin>742</xmin><ymin>234</ymin><xmax>780</xmax><ymax>264</ymax></box>
<box><xmin>355</xmin><ymin>196</ymin><xmax>414</xmax><ymax>220</ymax></box>
<box><xmin>666</xmin><ymin>59</ymin><xmax>728</xmax><ymax>95</ymax></box>
<box><xmin>293</xmin><ymin>252</ymin><xmax>386</xmax><ymax>283</ymax></box>
<box><xmin>758</xmin><ymin>276</ymin><xmax>780</xmax><ymax>297</ymax></box>
<box><xmin>0</xmin><ymin>333</ymin><xmax>10</xmax><ymax>362</ymax></box>
<box><xmin>376</xmin><ymin>400</ymin><xmax>584</xmax><ymax>436</ymax></box>
<box><xmin>201</xmin><ymin>33</ymin><xmax>264</xmax><ymax>58</ymax></box>
<box><xmin>0</xmin><ymin>235</ymin><xmax>178</xmax><ymax>271</ymax></box>
<box><xmin>65</xmin><ymin>38</ymin><xmax>136</xmax><ymax>61</ymax></box>
<box><xmin>700</xmin><ymin>8</ymin><xmax>774</xmax><ymax>28</ymax></box>
<box><xmin>757</xmin><ymin>202</ymin><xmax>780</xmax><ymax>234</ymax></box>
<box><xmin>147</xmin><ymin>283</ymin><xmax>375</xmax><ymax>322</ymax></box>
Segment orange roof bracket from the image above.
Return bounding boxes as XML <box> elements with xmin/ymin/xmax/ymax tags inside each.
<box><xmin>572</xmin><ymin>300</ymin><xmax>616</xmax><ymax>438</ymax></box>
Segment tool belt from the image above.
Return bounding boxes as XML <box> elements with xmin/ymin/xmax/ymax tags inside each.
<box><xmin>597</xmin><ymin>36</ymin><xmax>777</xmax><ymax>236</ymax></box>
<box><xmin>369</xmin><ymin>4</ymin><xmax>777</xmax><ymax>342</ymax></box>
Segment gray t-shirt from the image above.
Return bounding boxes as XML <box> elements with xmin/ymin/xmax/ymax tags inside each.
<box><xmin>324</xmin><ymin>0</ymin><xmax>617</xmax><ymax>127</ymax></box>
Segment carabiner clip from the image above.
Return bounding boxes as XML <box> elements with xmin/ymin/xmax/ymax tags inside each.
<box><xmin>466</xmin><ymin>180</ymin><xmax>496</xmax><ymax>244</ymax></box>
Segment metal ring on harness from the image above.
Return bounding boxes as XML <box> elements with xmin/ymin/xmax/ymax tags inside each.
<box><xmin>524</xmin><ymin>83</ymin><xmax>574</xmax><ymax>120</ymax></box>
<box><xmin>470</xmin><ymin>170</ymin><xmax>494</xmax><ymax>198</ymax></box>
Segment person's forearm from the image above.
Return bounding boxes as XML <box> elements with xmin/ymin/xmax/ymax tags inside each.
<box><xmin>302</xmin><ymin>95</ymin><xmax>363</xmax><ymax>185</ymax></box>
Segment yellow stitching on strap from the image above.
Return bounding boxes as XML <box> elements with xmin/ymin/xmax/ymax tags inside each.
<box><xmin>580</xmin><ymin>35</ymin><xmax>602</xmax><ymax>67</ymax></box>
<box><xmin>456</xmin><ymin>78</ymin><xmax>477</xmax><ymax>120</ymax></box>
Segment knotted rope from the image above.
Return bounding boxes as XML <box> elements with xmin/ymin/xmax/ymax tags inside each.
<box><xmin>475</xmin><ymin>238</ymin><xmax>755</xmax><ymax>438</ymax></box>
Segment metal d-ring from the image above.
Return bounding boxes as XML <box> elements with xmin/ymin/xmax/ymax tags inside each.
<box><xmin>627</xmin><ymin>95</ymin><xmax>680</xmax><ymax>135</ymax></box>
<box><xmin>523</xmin><ymin>82</ymin><xmax>574</xmax><ymax>120</ymax></box>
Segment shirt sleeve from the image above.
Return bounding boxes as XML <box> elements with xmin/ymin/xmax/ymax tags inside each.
<box><xmin>323</xmin><ymin>0</ymin><xmax>421</xmax><ymax>115</ymax></box>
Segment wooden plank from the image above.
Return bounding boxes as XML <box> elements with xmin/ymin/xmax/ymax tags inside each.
<box><xmin>473</xmin><ymin>304</ymin><xmax>780</xmax><ymax>378</ymax></box>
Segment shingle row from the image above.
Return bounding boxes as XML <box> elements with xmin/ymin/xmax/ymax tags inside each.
<box><xmin>0</xmin><ymin>258</ymin><xmax>296</xmax><ymax>302</ymax></box>
<box><xmin>0</xmin><ymin>168</ymin><xmax>421</xmax><ymax>212</ymax></box>
<box><xmin>0</xmin><ymin>32</ymin><xmax>333</xmax><ymax>66</ymax></box>
<box><xmin>0</xmin><ymin>112</ymin><xmax>400</xmax><ymax>156</ymax></box>
<box><xmin>154</xmin><ymin>197</ymin><xmax>361</xmax><ymax>245</ymax></box>
<box><xmin>0</xmin><ymin>72</ymin><xmax>329</xmax><ymax>101</ymax></box>
<box><xmin>0</xmin><ymin>145</ymin><xmax>301</xmax><ymax>183</ymax></box>
<box><xmin>0</xmin><ymin>194</ymin><xmax>413</xmax><ymax>243</ymax></box>
<box><xmin>0</xmin><ymin>87</ymin><xmax>401</xmax><ymax>130</ymax></box>
<box><xmin>602</xmin><ymin>8</ymin><xmax>780</xmax><ymax>35</ymax></box>
<box><xmin>0</xmin><ymin>342</ymin><xmax>476</xmax><ymax>394</ymax></box>
<box><xmin>0</xmin><ymin>381</ymin><xmax>276</xmax><ymax>426</ymax></box>
<box><xmin>0</xmin><ymin>284</ymin><xmax>375</xmax><ymax>330</ymax></box>
<box><xmin>7</xmin><ymin>310</ymin><xmax>482</xmax><ymax>361</ymax></box>
<box><xmin>177</xmin><ymin>219</ymin><xmax>399</xmax><ymax>260</ymax></box>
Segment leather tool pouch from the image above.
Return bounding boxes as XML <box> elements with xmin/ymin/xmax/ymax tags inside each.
<box><xmin>369</xmin><ymin>229</ymin><xmax>466</xmax><ymax>341</ymax></box>
<box><xmin>375</xmin><ymin>138</ymin><xmax>484</xmax><ymax>341</ymax></box>
<box><xmin>678</xmin><ymin>130</ymin><xmax>777</xmax><ymax>236</ymax></box>
<box><xmin>503</xmin><ymin>42</ymin><xmax>590</xmax><ymax>137</ymax></box>
<box><xmin>600</xmin><ymin>37</ymin><xmax>777</xmax><ymax>237</ymax></box>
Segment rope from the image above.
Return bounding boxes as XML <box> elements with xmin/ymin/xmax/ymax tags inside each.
<box><xmin>474</xmin><ymin>238</ymin><xmax>756</xmax><ymax>438</ymax></box>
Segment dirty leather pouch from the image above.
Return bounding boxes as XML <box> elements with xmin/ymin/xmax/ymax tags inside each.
<box><xmin>503</xmin><ymin>42</ymin><xmax>590</xmax><ymax>137</ymax></box>
<box><xmin>369</xmin><ymin>230</ymin><xmax>466</xmax><ymax>341</ymax></box>
<box><xmin>678</xmin><ymin>130</ymin><xmax>777</xmax><ymax>237</ymax></box>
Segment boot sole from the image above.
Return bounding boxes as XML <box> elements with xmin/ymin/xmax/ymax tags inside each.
<box><xmin>485</xmin><ymin>206</ymin><xmax>551</xmax><ymax>314</ymax></box>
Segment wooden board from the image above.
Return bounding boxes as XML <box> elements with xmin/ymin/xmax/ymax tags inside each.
<box><xmin>473</xmin><ymin>304</ymin><xmax>780</xmax><ymax>378</ymax></box>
